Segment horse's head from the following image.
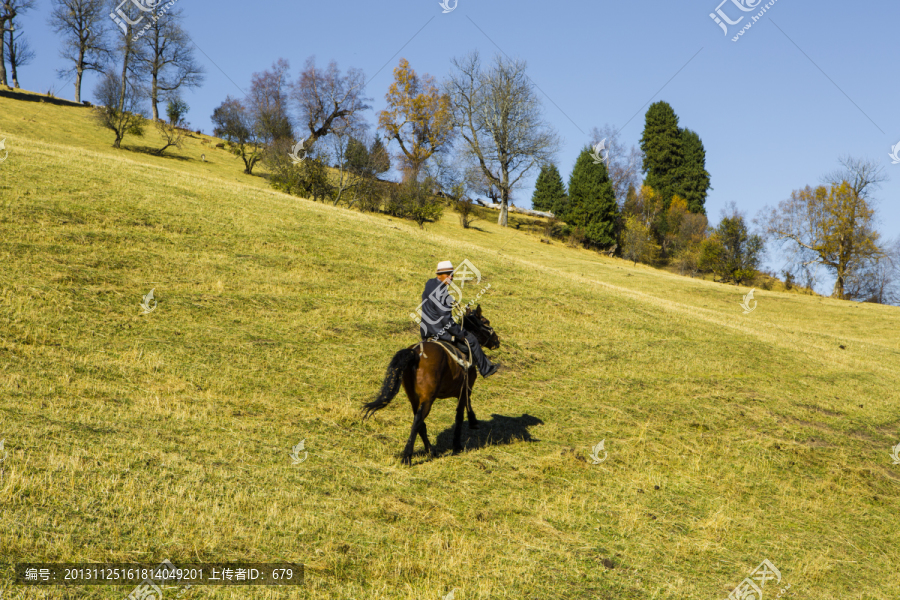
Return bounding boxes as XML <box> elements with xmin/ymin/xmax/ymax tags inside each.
<box><xmin>464</xmin><ymin>304</ymin><xmax>500</xmax><ymax>350</ymax></box>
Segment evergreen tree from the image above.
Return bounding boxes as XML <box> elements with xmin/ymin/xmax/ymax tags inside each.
<box><xmin>640</xmin><ymin>101</ymin><xmax>684</xmax><ymax>208</ymax></box>
<box><xmin>370</xmin><ymin>133</ymin><xmax>390</xmax><ymax>176</ymax></box>
<box><xmin>679</xmin><ymin>128</ymin><xmax>711</xmax><ymax>215</ymax></box>
<box><xmin>566</xmin><ymin>147</ymin><xmax>619</xmax><ymax>247</ymax></box>
<box><xmin>531</xmin><ymin>163</ymin><xmax>567</xmax><ymax>213</ymax></box>
<box><xmin>344</xmin><ymin>136</ymin><xmax>370</xmax><ymax>174</ymax></box>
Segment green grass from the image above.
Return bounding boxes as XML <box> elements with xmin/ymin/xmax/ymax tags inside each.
<box><xmin>1</xmin><ymin>93</ymin><xmax>899</xmax><ymax>600</ymax></box>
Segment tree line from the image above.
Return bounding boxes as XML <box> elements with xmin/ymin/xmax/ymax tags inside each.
<box><xmin>530</xmin><ymin>101</ymin><xmax>897</xmax><ymax>304</ymax></box>
<box><xmin>7</xmin><ymin>7</ymin><xmax>895</xmax><ymax>305</ymax></box>
<box><xmin>5</xmin><ymin>0</ymin><xmax>206</xmax><ymax>152</ymax></box>
<box><xmin>204</xmin><ymin>51</ymin><xmax>560</xmax><ymax>230</ymax></box>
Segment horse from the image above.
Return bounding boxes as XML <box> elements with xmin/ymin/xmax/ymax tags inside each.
<box><xmin>362</xmin><ymin>305</ymin><xmax>501</xmax><ymax>465</ymax></box>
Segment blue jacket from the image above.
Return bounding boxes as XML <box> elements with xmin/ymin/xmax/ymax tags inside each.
<box><xmin>419</xmin><ymin>278</ymin><xmax>466</xmax><ymax>340</ymax></box>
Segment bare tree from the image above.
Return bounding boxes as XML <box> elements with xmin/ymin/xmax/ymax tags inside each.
<box><xmin>292</xmin><ymin>56</ymin><xmax>370</xmax><ymax>155</ymax></box>
<box><xmin>4</xmin><ymin>13</ymin><xmax>34</xmax><ymax>88</ymax></box>
<box><xmin>248</xmin><ymin>58</ymin><xmax>293</xmax><ymax>145</ymax></box>
<box><xmin>447</xmin><ymin>51</ymin><xmax>560</xmax><ymax>227</ymax></box>
<box><xmin>211</xmin><ymin>96</ymin><xmax>262</xmax><ymax>174</ymax></box>
<box><xmin>589</xmin><ymin>124</ymin><xmax>643</xmax><ymax>207</ymax></box>
<box><xmin>153</xmin><ymin>119</ymin><xmax>184</xmax><ymax>154</ymax></box>
<box><xmin>0</xmin><ymin>0</ymin><xmax>34</xmax><ymax>88</ymax></box>
<box><xmin>844</xmin><ymin>238</ymin><xmax>900</xmax><ymax>305</ymax></box>
<box><xmin>49</xmin><ymin>0</ymin><xmax>109</xmax><ymax>102</ymax></box>
<box><xmin>821</xmin><ymin>155</ymin><xmax>887</xmax><ymax>201</ymax></box>
<box><xmin>106</xmin><ymin>0</ymin><xmax>147</xmax><ymax>115</ymax></box>
<box><xmin>93</xmin><ymin>69</ymin><xmax>145</xmax><ymax>147</ymax></box>
<box><xmin>134</xmin><ymin>6</ymin><xmax>204</xmax><ymax>121</ymax></box>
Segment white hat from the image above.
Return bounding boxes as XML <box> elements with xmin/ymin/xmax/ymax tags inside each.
<box><xmin>436</xmin><ymin>261</ymin><xmax>454</xmax><ymax>274</ymax></box>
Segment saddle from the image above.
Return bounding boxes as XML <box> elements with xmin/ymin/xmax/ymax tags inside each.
<box><xmin>415</xmin><ymin>337</ymin><xmax>472</xmax><ymax>369</ymax></box>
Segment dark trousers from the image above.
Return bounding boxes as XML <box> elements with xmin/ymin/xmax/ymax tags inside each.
<box><xmin>426</xmin><ymin>332</ymin><xmax>494</xmax><ymax>377</ymax></box>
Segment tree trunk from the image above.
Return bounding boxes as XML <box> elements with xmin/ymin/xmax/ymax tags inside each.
<box><xmin>0</xmin><ymin>28</ymin><xmax>7</xmax><ymax>87</ymax></box>
<box><xmin>118</xmin><ymin>31</ymin><xmax>131</xmax><ymax>114</ymax></box>
<box><xmin>74</xmin><ymin>45</ymin><xmax>86</xmax><ymax>103</ymax></box>
<box><xmin>8</xmin><ymin>30</ymin><xmax>18</xmax><ymax>88</ymax></box>
<box><xmin>832</xmin><ymin>275</ymin><xmax>844</xmax><ymax>299</ymax></box>
<box><xmin>74</xmin><ymin>68</ymin><xmax>83</xmax><ymax>103</ymax></box>
<box><xmin>497</xmin><ymin>165</ymin><xmax>511</xmax><ymax>227</ymax></box>
<box><xmin>151</xmin><ymin>70</ymin><xmax>159</xmax><ymax>121</ymax></box>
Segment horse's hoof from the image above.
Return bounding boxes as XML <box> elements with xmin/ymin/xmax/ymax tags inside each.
<box><xmin>401</xmin><ymin>455</ymin><xmax>412</xmax><ymax>465</ymax></box>
<box><xmin>452</xmin><ymin>447</ymin><xmax>462</xmax><ymax>455</ymax></box>
<box><xmin>468</xmin><ymin>419</ymin><xmax>480</xmax><ymax>430</ymax></box>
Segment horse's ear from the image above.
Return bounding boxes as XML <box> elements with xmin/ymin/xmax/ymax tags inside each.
<box><xmin>475</xmin><ymin>304</ymin><xmax>482</xmax><ymax>315</ymax></box>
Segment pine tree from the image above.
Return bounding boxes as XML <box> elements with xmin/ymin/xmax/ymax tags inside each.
<box><xmin>531</xmin><ymin>163</ymin><xmax>567</xmax><ymax>213</ymax></box>
<box><xmin>344</xmin><ymin>137</ymin><xmax>370</xmax><ymax>174</ymax></box>
<box><xmin>370</xmin><ymin>133</ymin><xmax>390</xmax><ymax>176</ymax></box>
<box><xmin>566</xmin><ymin>147</ymin><xmax>619</xmax><ymax>247</ymax></box>
<box><xmin>640</xmin><ymin>101</ymin><xmax>684</xmax><ymax>208</ymax></box>
<box><xmin>678</xmin><ymin>128</ymin><xmax>711</xmax><ymax>215</ymax></box>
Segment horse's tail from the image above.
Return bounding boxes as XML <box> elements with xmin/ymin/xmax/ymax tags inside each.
<box><xmin>362</xmin><ymin>348</ymin><xmax>418</xmax><ymax>420</ymax></box>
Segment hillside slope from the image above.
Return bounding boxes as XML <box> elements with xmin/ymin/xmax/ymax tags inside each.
<box><xmin>1</xmin><ymin>95</ymin><xmax>899</xmax><ymax>600</ymax></box>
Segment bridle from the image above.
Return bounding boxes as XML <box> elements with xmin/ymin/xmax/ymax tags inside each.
<box><xmin>466</xmin><ymin>311</ymin><xmax>497</xmax><ymax>348</ymax></box>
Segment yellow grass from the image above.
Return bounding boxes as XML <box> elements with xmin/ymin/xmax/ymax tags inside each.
<box><xmin>1</xmin><ymin>93</ymin><xmax>899</xmax><ymax>599</ymax></box>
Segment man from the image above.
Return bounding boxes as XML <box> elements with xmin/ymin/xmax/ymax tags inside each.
<box><xmin>420</xmin><ymin>261</ymin><xmax>499</xmax><ymax>378</ymax></box>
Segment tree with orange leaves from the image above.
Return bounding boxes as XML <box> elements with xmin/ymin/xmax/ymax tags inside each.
<box><xmin>377</xmin><ymin>58</ymin><xmax>454</xmax><ymax>181</ymax></box>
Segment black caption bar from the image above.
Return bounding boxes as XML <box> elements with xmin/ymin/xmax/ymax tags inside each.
<box><xmin>15</xmin><ymin>563</ymin><xmax>303</xmax><ymax>586</ymax></box>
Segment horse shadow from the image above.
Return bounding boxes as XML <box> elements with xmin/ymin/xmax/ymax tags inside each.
<box><xmin>428</xmin><ymin>413</ymin><xmax>544</xmax><ymax>458</ymax></box>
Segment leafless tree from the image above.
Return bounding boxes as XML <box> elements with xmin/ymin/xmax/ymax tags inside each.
<box><xmin>248</xmin><ymin>58</ymin><xmax>293</xmax><ymax>145</ymax></box>
<box><xmin>0</xmin><ymin>0</ymin><xmax>34</xmax><ymax>88</ymax></box>
<box><xmin>153</xmin><ymin>117</ymin><xmax>184</xmax><ymax>155</ymax></box>
<box><xmin>589</xmin><ymin>124</ymin><xmax>643</xmax><ymax>207</ymax></box>
<box><xmin>292</xmin><ymin>56</ymin><xmax>370</xmax><ymax>155</ymax></box>
<box><xmin>844</xmin><ymin>238</ymin><xmax>900</xmax><ymax>305</ymax></box>
<box><xmin>93</xmin><ymin>69</ymin><xmax>145</xmax><ymax>147</ymax></box>
<box><xmin>49</xmin><ymin>0</ymin><xmax>110</xmax><ymax>102</ymax></box>
<box><xmin>821</xmin><ymin>155</ymin><xmax>887</xmax><ymax>201</ymax></box>
<box><xmin>447</xmin><ymin>51</ymin><xmax>560</xmax><ymax>227</ymax></box>
<box><xmin>328</xmin><ymin>120</ymin><xmax>371</xmax><ymax>207</ymax></box>
<box><xmin>106</xmin><ymin>0</ymin><xmax>148</xmax><ymax>115</ymax></box>
<box><xmin>4</xmin><ymin>13</ymin><xmax>34</xmax><ymax>88</ymax></box>
<box><xmin>211</xmin><ymin>96</ymin><xmax>262</xmax><ymax>174</ymax></box>
<box><xmin>134</xmin><ymin>5</ymin><xmax>204</xmax><ymax>121</ymax></box>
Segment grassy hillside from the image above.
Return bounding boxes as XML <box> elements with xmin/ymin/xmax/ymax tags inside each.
<box><xmin>1</xmin><ymin>94</ymin><xmax>899</xmax><ymax>600</ymax></box>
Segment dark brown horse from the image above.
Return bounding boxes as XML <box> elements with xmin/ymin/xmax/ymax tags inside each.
<box><xmin>363</xmin><ymin>305</ymin><xmax>500</xmax><ymax>465</ymax></box>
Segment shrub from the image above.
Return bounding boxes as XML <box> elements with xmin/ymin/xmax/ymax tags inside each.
<box><xmin>384</xmin><ymin>180</ymin><xmax>444</xmax><ymax>227</ymax></box>
<box><xmin>622</xmin><ymin>214</ymin><xmax>660</xmax><ymax>265</ymax></box>
<box><xmin>782</xmin><ymin>270</ymin><xmax>794</xmax><ymax>290</ymax></box>
<box><xmin>453</xmin><ymin>196</ymin><xmax>480</xmax><ymax>229</ymax></box>
<box><xmin>698</xmin><ymin>211</ymin><xmax>763</xmax><ymax>284</ymax></box>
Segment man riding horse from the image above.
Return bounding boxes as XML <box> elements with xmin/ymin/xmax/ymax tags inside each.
<box><xmin>362</xmin><ymin>260</ymin><xmax>501</xmax><ymax>464</ymax></box>
<box><xmin>420</xmin><ymin>261</ymin><xmax>499</xmax><ymax>379</ymax></box>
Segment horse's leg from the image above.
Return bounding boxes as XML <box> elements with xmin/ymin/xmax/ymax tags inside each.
<box><xmin>401</xmin><ymin>370</ymin><xmax>421</xmax><ymax>465</ymax></box>
<box><xmin>466</xmin><ymin>367</ymin><xmax>480</xmax><ymax>429</ymax></box>
<box><xmin>418</xmin><ymin>421</ymin><xmax>435</xmax><ymax>457</ymax></box>
<box><xmin>453</xmin><ymin>391</ymin><xmax>466</xmax><ymax>454</ymax></box>
<box><xmin>401</xmin><ymin>404</ymin><xmax>425</xmax><ymax>465</ymax></box>
<box><xmin>403</xmin><ymin>396</ymin><xmax>435</xmax><ymax>465</ymax></box>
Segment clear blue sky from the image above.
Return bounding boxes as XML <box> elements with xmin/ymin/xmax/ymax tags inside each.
<box><xmin>12</xmin><ymin>0</ymin><xmax>900</xmax><ymax>288</ymax></box>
